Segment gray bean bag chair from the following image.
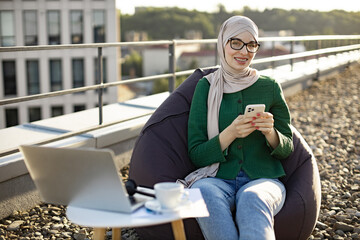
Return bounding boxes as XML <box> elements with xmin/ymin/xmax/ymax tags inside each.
<box><xmin>129</xmin><ymin>68</ymin><xmax>321</xmax><ymax>240</ymax></box>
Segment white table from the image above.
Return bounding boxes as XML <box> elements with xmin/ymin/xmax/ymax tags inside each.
<box><xmin>66</xmin><ymin>188</ymin><xmax>208</xmax><ymax>240</ymax></box>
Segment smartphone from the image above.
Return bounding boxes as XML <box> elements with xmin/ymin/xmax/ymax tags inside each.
<box><xmin>244</xmin><ymin>104</ymin><xmax>265</xmax><ymax>118</ymax></box>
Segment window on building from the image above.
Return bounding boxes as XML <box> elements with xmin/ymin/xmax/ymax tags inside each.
<box><xmin>73</xmin><ymin>105</ymin><xmax>85</xmax><ymax>112</ymax></box>
<box><xmin>50</xmin><ymin>59</ymin><xmax>62</xmax><ymax>91</ymax></box>
<box><xmin>23</xmin><ymin>10</ymin><xmax>38</xmax><ymax>45</ymax></box>
<box><xmin>0</xmin><ymin>11</ymin><xmax>15</xmax><ymax>46</ymax></box>
<box><xmin>47</xmin><ymin>10</ymin><xmax>61</xmax><ymax>45</ymax></box>
<box><xmin>94</xmin><ymin>57</ymin><xmax>107</xmax><ymax>92</ymax></box>
<box><xmin>70</xmin><ymin>10</ymin><xmax>83</xmax><ymax>44</ymax></box>
<box><xmin>26</xmin><ymin>60</ymin><xmax>40</xmax><ymax>95</ymax></box>
<box><xmin>5</xmin><ymin>108</ymin><xmax>19</xmax><ymax>127</ymax></box>
<box><xmin>93</xmin><ymin>10</ymin><xmax>105</xmax><ymax>43</ymax></box>
<box><xmin>72</xmin><ymin>58</ymin><xmax>84</xmax><ymax>88</ymax></box>
<box><xmin>2</xmin><ymin>61</ymin><xmax>17</xmax><ymax>96</ymax></box>
<box><xmin>51</xmin><ymin>106</ymin><xmax>63</xmax><ymax>117</ymax></box>
<box><xmin>29</xmin><ymin>107</ymin><xmax>41</xmax><ymax>122</ymax></box>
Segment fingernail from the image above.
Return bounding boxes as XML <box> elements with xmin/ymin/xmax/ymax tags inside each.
<box><xmin>257</xmin><ymin>113</ymin><xmax>260</xmax><ymax>116</ymax></box>
<box><xmin>256</xmin><ymin>127</ymin><xmax>259</xmax><ymax>129</ymax></box>
<box><xmin>252</xmin><ymin>117</ymin><xmax>256</xmax><ymax>120</ymax></box>
<box><xmin>251</xmin><ymin>122</ymin><xmax>255</xmax><ymax>126</ymax></box>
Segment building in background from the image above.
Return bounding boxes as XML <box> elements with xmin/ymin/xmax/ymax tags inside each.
<box><xmin>0</xmin><ymin>0</ymin><xmax>119</xmax><ymax>129</ymax></box>
<box><xmin>177</xmin><ymin>50</ymin><xmax>216</xmax><ymax>71</ymax></box>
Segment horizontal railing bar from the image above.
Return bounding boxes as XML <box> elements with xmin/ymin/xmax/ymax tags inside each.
<box><xmin>0</xmin><ymin>85</ymin><xmax>102</xmax><ymax>105</ymax></box>
<box><xmin>174</xmin><ymin>67</ymin><xmax>219</xmax><ymax>77</ymax></box>
<box><xmin>173</xmin><ymin>39</ymin><xmax>217</xmax><ymax>45</ymax></box>
<box><xmin>252</xmin><ymin>43</ymin><xmax>360</xmax><ymax>64</ymax></box>
<box><xmin>1</xmin><ymin>35</ymin><xmax>360</xmax><ymax>53</ymax></box>
<box><xmin>0</xmin><ymin>111</ymin><xmax>155</xmax><ymax>157</ymax></box>
<box><xmin>0</xmin><ymin>73</ymin><xmax>174</xmax><ymax>105</ymax></box>
<box><xmin>259</xmin><ymin>35</ymin><xmax>360</xmax><ymax>42</ymax></box>
<box><xmin>1</xmin><ymin>44</ymin><xmax>358</xmax><ymax>106</ymax></box>
<box><xmin>0</xmin><ymin>40</ymin><xmax>174</xmax><ymax>52</ymax></box>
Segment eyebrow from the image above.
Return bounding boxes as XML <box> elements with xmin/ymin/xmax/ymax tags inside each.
<box><xmin>229</xmin><ymin>37</ymin><xmax>258</xmax><ymax>43</ymax></box>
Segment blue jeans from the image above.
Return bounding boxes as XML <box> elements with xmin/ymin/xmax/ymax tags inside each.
<box><xmin>191</xmin><ymin>170</ymin><xmax>286</xmax><ymax>240</ymax></box>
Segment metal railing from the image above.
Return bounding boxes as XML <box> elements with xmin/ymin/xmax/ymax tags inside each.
<box><xmin>0</xmin><ymin>35</ymin><xmax>360</xmax><ymax>157</ymax></box>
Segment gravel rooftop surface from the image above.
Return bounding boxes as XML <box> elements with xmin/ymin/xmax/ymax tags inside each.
<box><xmin>1</xmin><ymin>63</ymin><xmax>360</xmax><ymax>240</ymax></box>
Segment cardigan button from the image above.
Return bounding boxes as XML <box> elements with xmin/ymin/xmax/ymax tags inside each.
<box><xmin>237</xmin><ymin>99</ymin><xmax>242</xmax><ymax>103</ymax></box>
<box><xmin>239</xmin><ymin>159</ymin><xmax>243</xmax><ymax>164</ymax></box>
<box><xmin>237</xmin><ymin>145</ymin><xmax>242</xmax><ymax>149</ymax></box>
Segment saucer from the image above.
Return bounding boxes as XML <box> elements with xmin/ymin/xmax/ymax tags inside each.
<box><xmin>145</xmin><ymin>199</ymin><xmax>191</xmax><ymax>213</ymax></box>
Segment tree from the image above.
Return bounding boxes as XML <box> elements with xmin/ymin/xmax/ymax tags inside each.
<box><xmin>121</xmin><ymin>7</ymin><xmax>360</xmax><ymax>41</ymax></box>
<box><xmin>121</xmin><ymin>7</ymin><xmax>216</xmax><ymax>40</ymax></box>
<box><xmin>121</xmin><ymin>50</ymin><xmax>142</xmax><ymax>77</ymax></box>
<box><xmin>152</xmin><ymin>74</ymin><xmax>187</xmax><ymax>94</ymax></box>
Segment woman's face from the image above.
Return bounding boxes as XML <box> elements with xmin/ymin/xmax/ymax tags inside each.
<box><xmin>224</xmin><ymin>31</ymin><xmax>256</xmax><ymax>72</ymax></box>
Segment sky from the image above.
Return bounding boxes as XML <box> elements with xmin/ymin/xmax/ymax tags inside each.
<box><xmin>116</xmin><ymin>0</ymin><xmax>360</xmax><ymax>14</ymax></box>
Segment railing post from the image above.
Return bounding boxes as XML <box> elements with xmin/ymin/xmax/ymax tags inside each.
<box><xmin>271</xmin><ymin>41</ymin><xmax>275</xmax><ymax>69</ymax></box>
<box><xmin>315</xmin><ymin>40</ymin><xmax>321</xmax><ymax>80</ymax></box>
<box><xmin>168</xmin><ymin>41</ymin><xmax>176</xmax><ymax>92</ymax></box>
<box><xmin>290</xmin><ymin>41</ymin><xmax>294</xmax><ymax>71</ymax></box>
<box><xmin>97</xmin><ymin>47</ymin><xmax>103</xmax><ymax>125</ymax></box>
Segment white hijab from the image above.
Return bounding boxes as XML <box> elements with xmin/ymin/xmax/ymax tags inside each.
<box><xmin>177</xmin><ymin>16</ymin><xmax>260</xmax><ymax>188</ymax></box>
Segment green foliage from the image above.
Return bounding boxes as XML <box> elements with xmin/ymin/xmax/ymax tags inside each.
<box><xmin>152</xmin><ymin>75</ymin><xmax>188</xmax><ymax>94</ymax></box>
<box><xmin>121</xmin><ymin>7</ymin><xmax>216</xmax><ymax>40</ymax></box>
<box><xmin>120</xmin><ymin>6</ymin><xmax>360</xmax><ymax>40</ymax></box>
<box><xmin>121</xmin><ymin>50</ymin><xmax>142</xmax><ymax>77</ymax></box>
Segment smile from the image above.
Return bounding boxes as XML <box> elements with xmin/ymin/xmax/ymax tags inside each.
<box><xmin>234</xmin><ymin>57</ymin><xmax>248</xmax><ymax>63</ymax></box>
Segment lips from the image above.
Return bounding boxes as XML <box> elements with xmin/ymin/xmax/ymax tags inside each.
<box><xmin>234</xmin><ymin>57</ymin><xmax>248</xmax><ymax>63</ymax></box>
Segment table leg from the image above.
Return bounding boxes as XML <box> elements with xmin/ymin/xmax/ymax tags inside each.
<box><xmin>171</xmin><ymin>219</ymin><xmax>186</xmax><ymax>240</ymax></box>
<box><xmin>93</xmin><ymin>228</ymin><xmax>106</xmax><ymax>240</ymax></box>
<box><xmin>112</xmin><ymin>228</ymin><xmax>121</xmax><ymax>240</ymax></box>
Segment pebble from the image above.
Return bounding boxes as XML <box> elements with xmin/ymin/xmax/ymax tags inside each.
<box><xmin>337</xmin><ymin>222</ymin><xmax>355</xmax><ymax>232</ymax></box>
<box><xmin>6</xmin><ymin>220</ymin><xmax>24</xmax><ymax>231</ymax></box>
<box><xmin>51</xmin><ymin>216</ymin><xmax>61</xmax><ymax>222</ymax></box>
<box><xmin>0</xmin><ymin>63</ymin><xmax>360</xmax><ymax>239</ymax></box>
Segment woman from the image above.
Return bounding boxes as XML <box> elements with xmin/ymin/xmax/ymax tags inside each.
<box><xmin>185</xmin><ymin>16</ymin><xmax>294</xmax><ymax>240</ymax></box>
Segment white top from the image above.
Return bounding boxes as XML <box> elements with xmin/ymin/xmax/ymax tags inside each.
<box><xmin>66</xmin><ymin>188</ymin><xmax>209</xmax><ymax>228</ymax></box>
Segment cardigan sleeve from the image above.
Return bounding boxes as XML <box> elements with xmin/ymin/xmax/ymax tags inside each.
<box><xmin>268</xmin><ymin>80</ymin><xmax>294</xmax><ymax>159</ymax></box>
<box><xmin>188</xmin><ymin>78</ymin><xmax>227</xmax><ymax>168</ymax></box>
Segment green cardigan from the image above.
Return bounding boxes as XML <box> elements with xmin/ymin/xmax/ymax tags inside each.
<box><xmin>188</xmin><ymin>75</ymin><xmax>294</xmax><ymax>180</ymax></box>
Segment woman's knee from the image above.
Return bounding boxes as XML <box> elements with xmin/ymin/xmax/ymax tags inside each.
<box><xmin>191</xmin><ymin>178</ymin><xmax>215</xmax><ymax>197</ymax></box>
<box><xmin>236</xmin><ymin>179</ymin><xmax>286</xmax><ymax>215</ymax></box>
<box><xmin>237</xmin><ymin>189</ymin><xmax>264</xmax><ymax>209</ymax></box>
<box><xmin>192</xmin><ymin>177</ymin><xmax>235</xmax><ymax>207</ymax></box>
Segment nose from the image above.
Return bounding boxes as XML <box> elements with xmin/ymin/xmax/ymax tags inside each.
<box><xmin>238</xmin><ymin>46</ymin><xmax>248</xmax><ymax>54</ymax></box>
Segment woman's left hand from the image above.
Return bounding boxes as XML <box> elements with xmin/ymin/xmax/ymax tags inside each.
<box><xmin>251</xmin><ymin>112</ymin><xmax>274</xmax><ymax>136</ymax></box>
<box><xmin>252</xmin><ymin>112</ymin><xmax>280</xmax><ymax>149</ymax></box>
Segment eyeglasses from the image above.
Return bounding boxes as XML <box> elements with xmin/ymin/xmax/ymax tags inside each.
<box><xmin>228</xmin><ymin>38</ymin><xmax>260</xmax><ymax>53</ymax></box>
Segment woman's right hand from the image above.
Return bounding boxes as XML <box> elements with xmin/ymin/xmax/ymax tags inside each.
<box><xmin>231</xmin><ymin>114</ymin><xmax>256</xmax><ymax>138</ymax></box>
<box><xmin>219</xmin><ymin>115</ymin><xmax>255</xmax><ymax>151</ymax></box>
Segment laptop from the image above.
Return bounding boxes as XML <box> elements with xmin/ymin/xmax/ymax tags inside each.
<box><xmin>19</xmin><ymin>145</ymin><xmax>152</xmax><ymax>213</ymax></box>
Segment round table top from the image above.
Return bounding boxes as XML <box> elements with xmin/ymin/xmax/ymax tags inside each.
<box><xmin>66</xmin><ymin>188</ymin><xmax>208</xmax><ymax>228</ymax></box>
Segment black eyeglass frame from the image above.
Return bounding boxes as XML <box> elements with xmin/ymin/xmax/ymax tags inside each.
<box><xmin>228</xmin><ymin>38</ymin><xmax>261</xmax><ymax>53</ymax></box>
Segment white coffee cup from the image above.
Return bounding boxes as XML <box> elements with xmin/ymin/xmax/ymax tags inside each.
<box><xmin>154</xmin><ymin>182</ymin><xmax>189</xmax><ymax>209</ymax></box>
